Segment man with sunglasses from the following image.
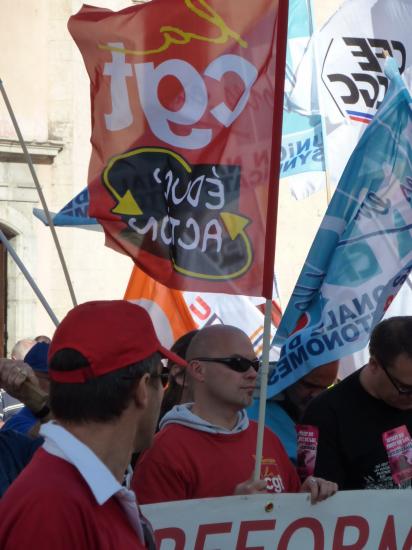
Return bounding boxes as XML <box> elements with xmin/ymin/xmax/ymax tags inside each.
<box><xmin>133</xmin><ymin>324</ymin><xmax>337</xmax><ymax>504</ymax></box>
<box><xmin>0</xmin><ymin>300</ymin><xmax>186</xmax><ymax>550</ymax></box>
<box><xmin>302</xmin><ymin>316</ymin><xmax>412</xmax><ymax>490</ymax></box>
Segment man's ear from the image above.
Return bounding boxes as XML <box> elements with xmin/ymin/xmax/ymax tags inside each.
<box><xmin>170</xmin><ymin>364</ymin><xmax>185</xmax><ymax>387</ymax></box>
<box><xmin>133</xmin><ymin>372</ymin><xmax>151</xmax><ymax>409</ymax></box>
<box><xmin>188</xmin><ymin>360</ymin><xmax>205</xmax><ymax>382</ymax></box>
<box><xmin>369</xmin><ymin>356</ymin><xmax>379</xmax><ymax>372</ymax></box>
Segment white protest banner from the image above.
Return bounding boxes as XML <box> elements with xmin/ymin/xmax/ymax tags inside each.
<box><xmin>142</xmin><ymin>491</ymin><xmax>412</xmax><ymax>549</ymax></box>
<box><xmin>290</xmin><ymin>0</ymin><xmax>412</xmax><ymax>187</ymax></box>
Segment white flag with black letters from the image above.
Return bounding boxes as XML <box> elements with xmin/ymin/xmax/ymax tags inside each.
<box><xmin>290</xmin><ymin>0</ymin><xmax>412</xmax><ymax>187</ymax></box>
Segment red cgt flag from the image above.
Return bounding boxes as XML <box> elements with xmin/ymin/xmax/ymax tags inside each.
<box><xmin>69</xmin><ymin>0</ymin><xmax>288</xmax><ymax>297</ymax></box>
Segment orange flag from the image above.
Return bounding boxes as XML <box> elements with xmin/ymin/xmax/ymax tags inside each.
<box><xmin>124</xmin><ymin>265</ymin><xmax>197</xmax><ymax>348</ymax></box>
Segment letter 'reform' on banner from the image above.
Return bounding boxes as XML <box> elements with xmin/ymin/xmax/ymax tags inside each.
<box><xmin>269</xmin><ymin>58</ymin><xmax>412</xmax><ymax>396</ymax></box>
<box><xmin>68</xmin><ymin>0</ymin><xmax>286</xmax><ymax>298</ymax></box>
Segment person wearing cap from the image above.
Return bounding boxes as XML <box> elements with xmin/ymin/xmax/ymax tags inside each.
<box><xmin>1</xmin><ymin>342</ymin><xmax>51</xmax><ymax>435</ymax></box>
<box><xmin>0</xmin><ymin>300</ymin><xmax>185</xmax><ymax>550</ymax></box>
<box><xmin>133</xmin><ymin>324</ymin><xmax>338</xmax><ymax>505</ymax></box>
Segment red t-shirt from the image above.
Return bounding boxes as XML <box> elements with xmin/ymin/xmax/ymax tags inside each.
<box><xmin>0</xmin><ymin>449</ymin><xmax>147</xmax><ymax>550</ymax></box>
<box><xmin>133</xmin><ymin>420</ymin><xmax>300</xmax><ymax>504</ymax></box>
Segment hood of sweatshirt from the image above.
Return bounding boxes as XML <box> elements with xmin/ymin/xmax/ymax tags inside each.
<box><xmin>159</xmin><ymin>403</ymin><xmax>250</xmax><ymax>434</ymax></box>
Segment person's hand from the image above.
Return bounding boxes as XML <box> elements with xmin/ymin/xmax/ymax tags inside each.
<box><xmin>234</xmin><ymin>475</ymin><xmax>267</xmax><ymax>496</ymax></box>
<box><xmin>300</xmin><ymin>476</ymin><xmax>338</xmax><ymax>504</ymax></box>
<box><xmin>0</xmin><ymin>359</ymin><xmax>46</xmax><ymax>410</ymax></box>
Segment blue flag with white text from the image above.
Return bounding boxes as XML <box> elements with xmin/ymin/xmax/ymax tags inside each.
<box><xmin>269</xmin><ymin>58</ymin><xmax>412</xmax><ymax>397</ymax></box>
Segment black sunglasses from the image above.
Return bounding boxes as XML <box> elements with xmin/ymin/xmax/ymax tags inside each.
<box><xmin>122</xmin><ymin>369</ymin><xmax>170</xmax><ymax>388</ymax></box>
<box><xmin>192</xmin><ymin>356</ymin><xmax>260</xmax><ymax>373</ymax></box>
<box><xmin>381</xmin><ymin>364</ymin><xmax>412</xmax><ymax>396</ymax></box>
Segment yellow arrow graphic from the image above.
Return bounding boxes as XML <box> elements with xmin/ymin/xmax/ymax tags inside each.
<box><xmin>220</xmin><ymin>212</ymin><xmax>250</xmax><ymax>240</ymax></box>
<box><xmin>111</xmin><ymin>190</ymin><xmax>143</xmax><ymax>215</ymax></box>
<box><xmin>103</xmin><ymin>147</ymin><xmax>192</xmax><ymax>216</ymax></box>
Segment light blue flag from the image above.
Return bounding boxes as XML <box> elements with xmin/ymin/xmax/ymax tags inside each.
<box><xmin>281</xmin><ymin>0</ymin><xmax>324</xmax><ymax>194</ymax></box>
<box><xmin>268</xmin><ymin>57</ymin><xmax>412</xmax><ymax>397</ymax></box>
<box><xmin>33</xmin><ymin>188</ymin><xmax>99</xmax><ymax>229</ymax></box>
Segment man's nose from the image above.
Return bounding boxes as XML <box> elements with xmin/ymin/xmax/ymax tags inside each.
<box><xmin>245</xmin><ymin>366</ymin><xmax>258</xmax><ymax>379</ymax></box>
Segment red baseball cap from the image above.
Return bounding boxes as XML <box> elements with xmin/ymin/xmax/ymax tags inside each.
<box><xmin>48</xmin><ymin>300</ymin><xmax>187</xmax><ymax>383</ymax></box>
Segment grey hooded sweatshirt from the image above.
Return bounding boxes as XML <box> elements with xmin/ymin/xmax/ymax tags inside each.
<box><xmin>159</xmin><ymin>403</ymin><xmax>249</xmax><ymax>434</ymax></box>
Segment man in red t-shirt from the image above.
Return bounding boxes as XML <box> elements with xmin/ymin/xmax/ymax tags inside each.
<box><xmin>0</xmin><ymin>300</ymin><xmax>187</xmax><ymax>550</ymax></box>
<box><xmin>133</xmin><ymin>325</ymin><xmax>337</xmax><ymax>504</ymax></box>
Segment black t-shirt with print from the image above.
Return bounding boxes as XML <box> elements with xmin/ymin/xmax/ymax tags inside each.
<box><xmin>302</xmin><ymin>368</ymin><xmax>412</xmax><ymax>490</ymax></box>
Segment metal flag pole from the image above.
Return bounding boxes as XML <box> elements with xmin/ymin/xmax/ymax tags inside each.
<box><xmin>0</xmin><ymin>231</ymin><xmax>59</xmax><ymax>327</ymax></box>
<box><xmin>0</xmin><ymin>79</ymin><xmax>77</xmax><ymax>307</ymax></box>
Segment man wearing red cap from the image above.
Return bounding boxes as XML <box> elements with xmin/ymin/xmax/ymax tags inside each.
<box><xmin>0</xmin><ymin>300</ymin><xmax>186</xmax><ymax>550</ymax></box>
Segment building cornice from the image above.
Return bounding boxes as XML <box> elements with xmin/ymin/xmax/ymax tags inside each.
<box><xmin>0</xmin><ymin>138</ymin><xmax>64</xmax><ymax>165</ymax></box>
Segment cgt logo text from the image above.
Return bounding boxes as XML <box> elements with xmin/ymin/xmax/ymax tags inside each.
<box><xmin>322</xmin><ymin>37</ymin><xmax>406</xmax><ymax>123</ymax></box>
<box><xmin>102</xmin><ymin>46</ymin><xmax>257</xmax><ymax>150</ymax></box>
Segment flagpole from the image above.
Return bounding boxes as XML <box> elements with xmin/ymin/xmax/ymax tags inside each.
<box><xmin>0</xmin><ymin>231</ymin><xmax>59</xmax><ymax>327</ymax></box>
<box><xmin>253</xmin><ymin>297</ymin><xmax>272</xmax><ymax>481</ymax></box>
<box><xmin>254</xmin><ymin>0</ymin><xmax>289</xmax><ymax>480</ymax></box>
<box><xmin>0</xmin><ymin>79</ymin><xmax>78</xmax><ymax>307</ymax></box>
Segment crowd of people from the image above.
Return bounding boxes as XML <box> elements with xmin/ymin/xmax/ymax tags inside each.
<box><xmin>0</xmin><ymin>300</ymin><xmax>411</xmax><ymax>548</ymax></box>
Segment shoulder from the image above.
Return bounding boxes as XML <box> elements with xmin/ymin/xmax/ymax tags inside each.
<box><xmin>0</xmin><ymin>430</ymin><xmax>42</xmax><ymax>461</ymax></box>
<box><xmin>155</xmin><ymin>423</ymin><xmax>194</xmax><ymax>445</ymax></box>
<box><xmin>2</xmin><ymin>449</ymin><xmax>92</xmax><ymax>504</ymax></box>
<box><xmin>2</xmin><ymin>407</ymin><xmax>36</xmax><ymax>433</ymax></box>
<box><xmin>1</xmin><ymin>476</ymin><xmax>94</xmax><ymax>534</ymax></box>
<box><xmin>310</xmin><ymin>370</ymin><xmax>360</xmax><ymax>409</ymax></box>
<box><xmin>140</xmin><ymin>424</ymin><xmax>196</xmax><ymax>462</ymax></box>
<box><xmin>302</xmin><ymin>371</ymin><xmax>362</xmax><ymax>427</ymax></box>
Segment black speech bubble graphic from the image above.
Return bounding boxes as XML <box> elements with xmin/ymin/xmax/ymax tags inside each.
<box><xmin>102</xmin><ymin>147</ymin><xmax>253</xmax><ymax>280</ymax></box>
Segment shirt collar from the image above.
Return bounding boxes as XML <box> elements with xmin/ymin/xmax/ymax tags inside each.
<box><xmin>40</xmin><ymin>421</ymin><xmax>124</xmax><ymax>505</ymax></box>
<box><xmin>39</xmin><ymin>421</ymin><xmax>146</xmax><ymax>545</ymax></box>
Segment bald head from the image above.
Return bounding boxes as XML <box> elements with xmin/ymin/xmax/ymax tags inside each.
<box><xmin>187</xmin><ymin>325</ymin><xmax>253</xmax><ymax>360</ymax></box>
<box><xmin>11</xmin><ymin>338</ymin><xmax>36</xmax><ymax>361</ymax></box>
